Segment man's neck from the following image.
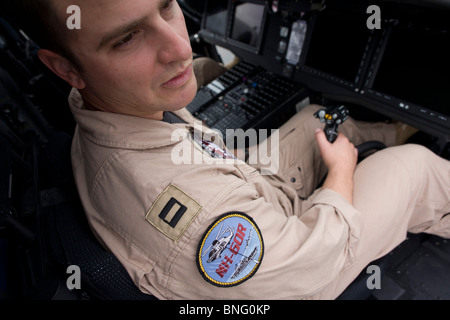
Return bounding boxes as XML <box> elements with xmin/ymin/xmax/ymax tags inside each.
<box><xmin>81</xmin><ymin>98</ymin><xmax>165</xmax><ymax>121</ymax></box>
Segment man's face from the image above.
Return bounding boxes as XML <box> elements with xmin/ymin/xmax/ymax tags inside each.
<box><xmin>55</xmin><ymin>0</ymin><xmax>197</xmax><ymax>119</ymax></box>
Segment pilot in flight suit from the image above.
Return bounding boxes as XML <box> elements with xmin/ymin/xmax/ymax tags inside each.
<box><xmin>10</xmin><ymin>0</ymin><xmax>448</xmax><ymax>300</ymax></box>
<box><xmin>69</xmin><ymin>86</ymin><xmax>450</xmax><ymax>299</ymax></box>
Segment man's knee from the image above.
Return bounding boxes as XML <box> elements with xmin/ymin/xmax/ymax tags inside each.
<box><xmin>356</xmin><ymin>144</ymin><xmax>431</xmax><ymax>182</ymax></box>
<box><xmin>193</xmin><ymin>57</ymin><xmax>227</xmax><ymax>88</ymax></box>
<box><xmin>385</xmin><ymin>144</ymin><xmax>434</xmax><ymax>164</ymax></box>
<box><xmin>299</xmin><ymin>104</ymin><xmax>323</xmax><ymax>118</ymax></box>
<box><xmin>280</xmin><ymin>104</ymin><xmax>322</xmax><ymax>133</ymax></box>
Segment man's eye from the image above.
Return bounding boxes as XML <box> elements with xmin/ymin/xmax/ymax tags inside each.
<box><xmin>115</xmin><ymin>31</ymin><xmax>140</xmax><ymax>48</ymax></box>
<box><xmin>162</xmin><ymin>0</ymin><xmax>174</xmax><ymax>10</ymax></box>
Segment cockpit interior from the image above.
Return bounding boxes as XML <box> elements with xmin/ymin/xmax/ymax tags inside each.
<box><xmin>0</xmin><ymin>0</ymin><xmax>449</xmax><ymax>301</ymax></box>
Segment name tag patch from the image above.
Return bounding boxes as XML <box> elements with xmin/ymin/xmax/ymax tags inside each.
<box><xmin>191</xmin><ymin>130</ymin><xmax>236</xmax><ymax>160</ymax></box>
<box><xmin>196</xmin><ymin>212</ymin><xmax>264</xmax><ymax>287</ymax></box>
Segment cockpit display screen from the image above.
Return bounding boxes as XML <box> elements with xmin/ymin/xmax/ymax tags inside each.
<box><xmin>371</xmin><ymin>25</ymin><xmax>450</xmax><ymax>116</ymax></box>
<box><xmin>229</xmin><ymin>1</ymin><xmax>266</xmax><ymax>52</ymax></box>
<box><xmin>303</xmin><ymin>8</ymin><xmax>372</xmax><ymax>85</ymax></box>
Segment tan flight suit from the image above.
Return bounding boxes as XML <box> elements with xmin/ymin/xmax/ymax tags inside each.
<box><xmin>69</xmin><ymin>88</ymin><xmax>450</xmax><ymax>300</ymax></box>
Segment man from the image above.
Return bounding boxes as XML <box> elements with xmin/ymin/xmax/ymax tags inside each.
<box><xmin>7</xmin><ymin>0</ymin><xmax>450</xmax><ymax>299</ymax></box>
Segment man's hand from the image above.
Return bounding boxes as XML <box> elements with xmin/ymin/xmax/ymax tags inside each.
<box><xmin>315</xmin><ymin>128</ymin><xmax>358</xmax><ymax>204</ymax></box>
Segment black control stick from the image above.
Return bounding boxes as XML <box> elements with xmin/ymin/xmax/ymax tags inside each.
<box><xmin>314</xmin><ymin>105</ymin><xmax>387</xmax><ymax>156</ymax></box>
<box><xmin>314</xmin><ymin>105</ymin><xmax>350</xmax><ymax>143</ymax></box>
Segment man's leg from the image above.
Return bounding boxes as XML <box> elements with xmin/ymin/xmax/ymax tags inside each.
<box><xmin>309</xmin><ymin>144</ymin><xmax>450</xmax><ymax>299</ymax></box>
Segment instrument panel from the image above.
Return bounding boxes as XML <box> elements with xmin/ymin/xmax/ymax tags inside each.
<box><xmin>200</xmin><ymin>0</ymin><xmax>450</xmax><ymax>142</ymax></box>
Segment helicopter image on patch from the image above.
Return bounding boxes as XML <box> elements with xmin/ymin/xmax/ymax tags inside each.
<box><xmin>202</xmin><ymin>223</ymin><xmax>234</xmax><ymax>263</ymax></box>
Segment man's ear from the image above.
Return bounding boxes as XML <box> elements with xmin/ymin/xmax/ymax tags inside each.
<box><xmin>37</xmin><ymin>49</ymin><xmax>86</xmax><ymax>89</ymax></box>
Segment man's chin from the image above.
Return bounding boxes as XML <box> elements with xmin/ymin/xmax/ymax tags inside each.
<box><xmin>164</xmin><ymin>77</ymin><xmax>198</xmax><ymax>111</ymax></box>
<box><xmin>179</xmin><ymin>75</ymin><xmax>198</xmax><ymax>107</ymax></box>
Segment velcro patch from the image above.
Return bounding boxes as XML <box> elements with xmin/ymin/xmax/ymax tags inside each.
<box><xmin>196</xmin><ymin>212</ymin><xmax>264</xmax><ymax>287</ymax></box>
<box><xmin>145</xmin><ymin>184</ymin><xmax>201</xmax><ymax>241</ymax></box>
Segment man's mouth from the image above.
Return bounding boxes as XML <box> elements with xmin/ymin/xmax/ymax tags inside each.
<box><xmin>162</xmin><ymin>64</ymin><xmax>193</xmax><ymax>89</ymax></box>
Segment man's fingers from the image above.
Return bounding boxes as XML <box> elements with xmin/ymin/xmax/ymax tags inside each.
<box><xmin>314</xmin><ymin>128</ymin><xmax>328</xmax><ymax>147</ymax></box>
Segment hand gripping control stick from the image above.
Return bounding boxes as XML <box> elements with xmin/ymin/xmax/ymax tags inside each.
<box><xmin>314</xmin><ymin>105</ymin><xmax>350</xmax><ymax>143</ymax></box>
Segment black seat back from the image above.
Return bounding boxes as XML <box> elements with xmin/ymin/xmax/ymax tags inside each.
<box><xmin>41</xmin><ymin>132</ymin><xmax>156</xmax><ymax>300</ymax></box>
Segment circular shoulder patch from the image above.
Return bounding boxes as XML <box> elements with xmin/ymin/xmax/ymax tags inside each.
<box><xmin>196</xmin><ymin>212</ymin><xmax>264</xmax><ymax>287</ymax></box>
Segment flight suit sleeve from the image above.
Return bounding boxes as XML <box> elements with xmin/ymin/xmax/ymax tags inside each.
<box><xmin>170</xmin><ymin>174</ymin><xmax>361</xmax><ymax>300</ymax></box>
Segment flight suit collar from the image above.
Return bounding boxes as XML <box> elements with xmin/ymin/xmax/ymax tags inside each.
<box><xmin>68</xmin><ymin>88</ymin><xmax>198</xmax><ymax>150</ymax></box>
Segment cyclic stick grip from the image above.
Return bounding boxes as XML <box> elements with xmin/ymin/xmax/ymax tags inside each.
<box><xmin>314</xmin><ymin>105</ymin><xmax>350</xmax><ymax>143</ymax></box>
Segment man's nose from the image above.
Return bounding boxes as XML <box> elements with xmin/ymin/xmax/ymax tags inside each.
<box><xmin>156</xmin><ymin>20</ymin><xmax>192</xmax><ymax>65</ymax></box>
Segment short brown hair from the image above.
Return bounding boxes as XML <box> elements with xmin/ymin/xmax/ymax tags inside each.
<box><xmin>2</xmin><ymin>0</ymin><xmax>83</xmax><ymax>71</ymax></box>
